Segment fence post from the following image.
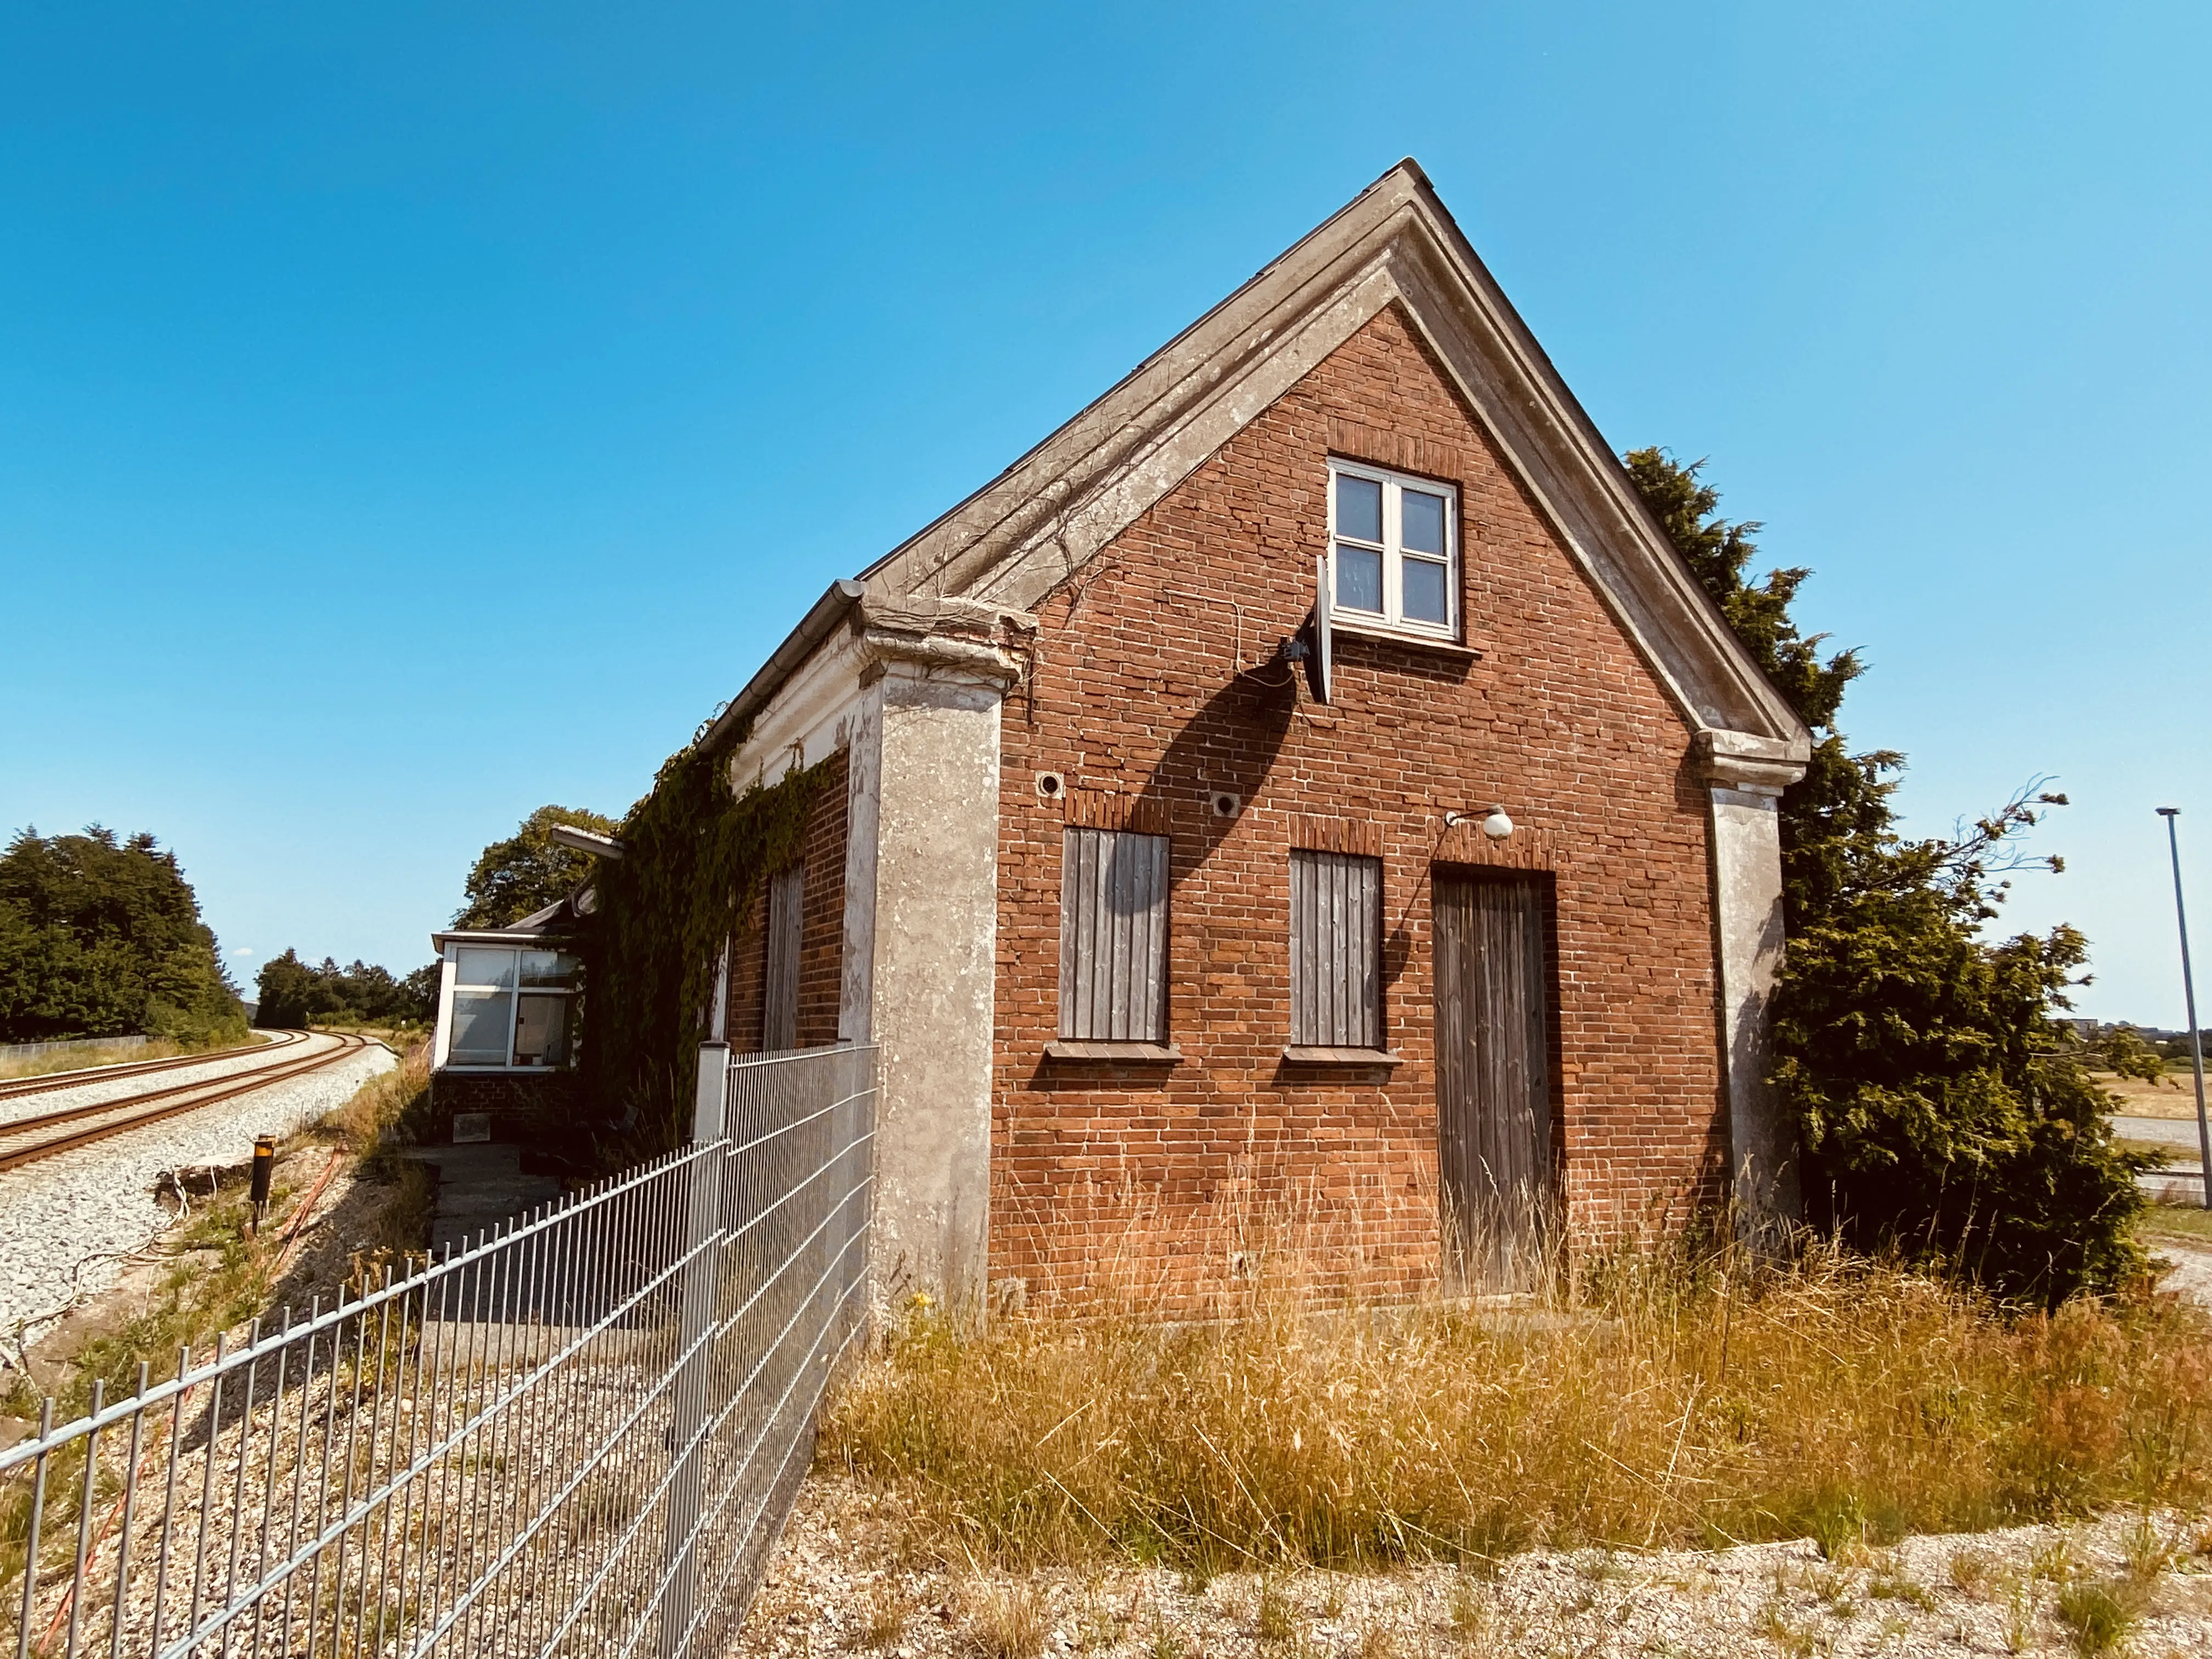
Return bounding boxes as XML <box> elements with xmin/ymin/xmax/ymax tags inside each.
<box><xmin>662</xmin><ymin>1041</ymin><xmax>731</xmax><ymax>1659</ymax></box>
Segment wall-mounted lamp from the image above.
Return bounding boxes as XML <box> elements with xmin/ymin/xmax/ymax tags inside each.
<box><xmin>1444</xmin><ymin>805</ymin><xmax>1516</xmax><ymax>841</ymax></box>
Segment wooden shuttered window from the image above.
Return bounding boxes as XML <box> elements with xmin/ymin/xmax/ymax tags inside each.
<box><xmin>763</xmin><ymin>862</ymin><xmax>804</xmax><ymax>1051</ymax></box>
<box><xmin>1289</xmin><ymin>849</ymin><xmax>1383</xmax><ymax>1048</ymax></box>
<box><xmin>1058</xmin><ymin>828</ymin><xmax>1170</xmax><ymax>1042</ymax></box>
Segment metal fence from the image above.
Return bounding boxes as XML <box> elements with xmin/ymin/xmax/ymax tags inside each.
<box><xmin>3</xmin><ymin>1042</ymin><xmax>877</xmax><ymax>1659</ymax></box>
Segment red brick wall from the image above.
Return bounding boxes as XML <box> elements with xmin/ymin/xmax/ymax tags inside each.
<box><xmin>430</xmin><ymin>1070</ymin><xmax>584</xmax><ymax>1141</ymax></box>
<box><xmin>992</xmin><ymin>303</ymin><xmax>1725</xmax><ymax>1301</ymax></box>
<box><xmin>726</xmin><ymin>748</ymin><xmax>851</xmax><ymax>1051</ymax></box>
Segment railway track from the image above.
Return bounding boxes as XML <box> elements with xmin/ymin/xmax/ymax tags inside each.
<box><xmin>0</xmin><ymin>1029</ymin><xmax>311</xmax><ymax>1102</ymax></box>
<box><xmin>0</xmin><ymin>1031</ymin><xmax>373</xmax><ymax>1174</ymax></box>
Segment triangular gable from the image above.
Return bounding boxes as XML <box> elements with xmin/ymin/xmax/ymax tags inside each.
<box><xmin>857</xmin><ymin>159</ymin><xmax>1810</xmax><ymax>757</ymax></box>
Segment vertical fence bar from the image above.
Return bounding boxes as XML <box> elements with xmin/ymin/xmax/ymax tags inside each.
<box><xmin>659</xmin><ymin>1042</ymin><xmax>731</xmax><ymax>1659</ymax></box>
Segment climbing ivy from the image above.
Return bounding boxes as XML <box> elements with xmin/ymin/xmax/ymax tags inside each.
<box><xmin>580</xmin><ymin>728</ymin><xmax>828</xmax><ymax>1158</ymax></box>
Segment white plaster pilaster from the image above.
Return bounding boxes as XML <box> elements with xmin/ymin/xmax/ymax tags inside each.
<box><xmin>845</xmin><ymin>649</ymin><xmax>1011</xmax><ymax>1316</ymax></box>
<box><xmin>1706</xmin><ymin>771</ymin><xmax>1801</xmax><ymax>1239</ymax></box>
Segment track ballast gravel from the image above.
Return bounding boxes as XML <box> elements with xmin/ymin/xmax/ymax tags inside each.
<box><xmin>0</xmin><ymin>1032</ymin><xmax>313</xmax><ymax>1129</ymax></box>
<box><xmin>0</xmin><ymin>1032</ymin><xmax>394</xmax><ymax>1351</ymax></box>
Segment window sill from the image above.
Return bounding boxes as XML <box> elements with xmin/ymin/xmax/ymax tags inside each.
<box><xmin>437</xmin><ymin>1064</ymin><xmax>575</xmax><ymax>1075</ymax></box>
<box><xmin>1044</xmin><ymin>1041</ymin><xmax>1183</xmax><ymax>1063</ymax></box>
<box><xmin>1280</xmin><ymin>1046</ymin><xmax>1404</xmax><ymax>1066</ymax></box>
<box><xmin>1328</xmin><ymin>619</ymin><xmax>1482</xmax><ymax>658</ymax></box>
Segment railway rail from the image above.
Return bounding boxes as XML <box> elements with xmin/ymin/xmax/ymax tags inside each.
<box><xmin>0</xmin><ymin>1030</ymin><xmax>372</xmax><ymax>1173</ymax></box>
<box><xmin>0</xmin><ymin>1028</ymin><xmax>309</xmax><ymax>1101</ymax></box>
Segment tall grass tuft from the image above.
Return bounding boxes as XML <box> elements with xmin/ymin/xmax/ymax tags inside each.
<box><xmin>825</xmin><ymin>1216</ymin><xmax>2212</xmax><ymax>1574</ymax></box>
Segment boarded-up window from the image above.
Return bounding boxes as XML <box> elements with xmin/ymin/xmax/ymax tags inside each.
<box><xmin>763</xmin><ymin>862</ymin><xmax>804</xmax><ymax>1051</ymax></box>
<box><xmin>1058</xmin><ymin>828</ymin><xmax>1169</xmax><ymax>1042</ymax></box>
<box><xmin>1289</xmin><ymin>850</ymin><xmax>1382</xmax><ymax>1048</ymax></box>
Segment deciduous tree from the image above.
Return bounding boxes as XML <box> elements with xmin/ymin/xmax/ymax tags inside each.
<box><xmin>454</xmin><ymin>805</ymin><xmax>618</xmax><ymax>929</ymax></box>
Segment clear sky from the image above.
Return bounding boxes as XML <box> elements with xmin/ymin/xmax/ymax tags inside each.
<box><xmin>2</xmin><ymin>2</ymin><xmax>2204</xmax><ymax>1022</ymax></box>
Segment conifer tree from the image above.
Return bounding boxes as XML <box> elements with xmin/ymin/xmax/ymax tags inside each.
<box><xmin>1625</xmin><ymin>450</ymin><xmax>2151</xmax><ymax>1302</ymax></box>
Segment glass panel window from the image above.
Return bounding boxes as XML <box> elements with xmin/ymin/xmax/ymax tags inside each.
<box><xmin>1325</xmin><ymin>460</ymin><xmax>1459</xmax><ymax>637</ymax></box>
<box><xmin>1335</xmin><ymin>473</ymin><xmax>1383</xmax><ymax>543</ymax></box>
<box><xmin>1402</xmin><ymin>557</ymin><xmax>1449</xmax><ymax>624</ymax></box>
<box><xmin>1401</xmin><ymin>489</ymin><xmax>1446</xmax><ymax>555</ymax></box>
<box><xmin>454</xmin><ymin>947</ymin><xmax>517</xmax><ymax>990</ymax></box>
<box><xmin>519</xmin><ymin>950</ymin><xmax>578</xmax><ymax>989</ymax></box>
<box><xmin>512</xmin><ymin>994</ymin><xmax>571</xmax><ymax>1067</ymax></box>
<box><xmin>443</xmin><ymin>944</ymin><xmax>578</xmax><ymax>1067</ymax></box>
<box><xmin>449</xmin><ymin>989</ymin><xmax>515</xmax><ymax>1065</ymax></box>
<box><xmin>1335</xmin><ymin>545</ymin><xmax>1384</xmax><ymax>613</ymax></box>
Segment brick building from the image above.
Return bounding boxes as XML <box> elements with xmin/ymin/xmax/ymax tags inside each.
<box><xmin>706</xmin><ymin>160</ymin><xmax>1810</xmax><ymax>1306</ymax></box>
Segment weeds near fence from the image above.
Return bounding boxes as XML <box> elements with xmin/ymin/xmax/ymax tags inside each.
<box><xmin>826</xmin><ymin>1227</ymin><xmax>2212</xmax><ymax>1573</ymax></box>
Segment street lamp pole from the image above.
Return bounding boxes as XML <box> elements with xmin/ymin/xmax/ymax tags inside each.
<box><xmin>2156</xmin><ymin>808</ymin><xmax>2211</xmax><ymax>1210</ymax></box>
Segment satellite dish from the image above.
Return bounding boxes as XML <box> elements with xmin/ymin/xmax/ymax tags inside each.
<box><xmin>1307</xmin><ymin>553</ymin><xmax>1333</xmax><ymax>706</ymax></box>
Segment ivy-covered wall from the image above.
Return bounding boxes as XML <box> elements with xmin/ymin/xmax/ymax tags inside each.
<box><xmin>580</xmin><ymin>730</ymin><xmax>831</xmax><ymax>1158</ymax></box>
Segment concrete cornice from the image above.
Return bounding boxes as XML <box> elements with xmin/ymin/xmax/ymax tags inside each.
<box><xmin>1696</xmin><ymin>729</ymin><xmax>1813</xmax><ymax>793</ymax></box>
<box><xmin>855</xmin><ymin>628</ymin><xmax>1028</xmax><ymax>689</ymax></box>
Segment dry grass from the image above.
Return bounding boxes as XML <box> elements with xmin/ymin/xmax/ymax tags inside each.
<box><xmin>961</xmin><ymin>1578</ymin><xmax>1049</xmax><ymax>1658</ymax></box>
<box><xmin>325</xmin><ymin>1036</ymin><xmax>432</xmax><ymax>1151</ymax></box>
<box><xmin>825</xmin><ymin>1229</ymin><xmax>2212</xmax><ymax>1576</ymax></box>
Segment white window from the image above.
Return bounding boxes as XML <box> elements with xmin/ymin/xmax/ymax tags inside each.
<box><xmin>1327</xmin><ymin>459</ymin><xmax>1459</xmax><ymax>638</ymax></box>
<box><xmin>447</xmin><ymin>946</ymin><xmax>578</xmax><ymax>1068</ymax></box>
<box><xmin>1059</xmin><ymin>828</ymin><xmax>1170</xmax><ymax>1042</ymax></box>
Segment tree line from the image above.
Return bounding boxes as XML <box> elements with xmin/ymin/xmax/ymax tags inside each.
<box><xmin>252</xmin><ymin>951</ymin><xmax>439</xmax><ymax>1030</ymax></box>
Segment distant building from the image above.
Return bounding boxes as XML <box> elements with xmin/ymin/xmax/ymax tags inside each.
<box><xmin>426</xmin><ymin>894</ymin><xmax>586</xmax><ymax>1136</ymax></box>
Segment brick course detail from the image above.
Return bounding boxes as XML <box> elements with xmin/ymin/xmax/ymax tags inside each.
<box><xmin>990</xmin><ymin>304</ymin><xmax>1725</xmax><ymax>1300</ymax></box>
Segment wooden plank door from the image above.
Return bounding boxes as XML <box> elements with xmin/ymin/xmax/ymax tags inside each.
<box><xmin>1432</xmin><ymin>871</ymin><xmax>1555</xmax><ymax>1291</ymax></box>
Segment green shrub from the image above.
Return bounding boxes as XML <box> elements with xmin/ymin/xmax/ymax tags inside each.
<box><xmin>1627</xmin><ymin>451</ymin><xmax>2150</xmax><ymax>1305</ymax></box>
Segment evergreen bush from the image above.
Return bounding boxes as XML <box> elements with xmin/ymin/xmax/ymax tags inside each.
<box><xmin>1626</xmin><ymin>450</ymin><xmax>2152</xmax><ymax>1304</ymax></box>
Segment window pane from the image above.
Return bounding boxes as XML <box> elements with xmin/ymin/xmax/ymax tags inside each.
<box><xmin>1401</xmin><ymin>489</ymin><xmax>1447</xmax><ymax>555</ymax></box>
<box><xmin>1335</xmin><ymin>544</ymin><xmax>1383</xmax><ymax>612</ymax></box>
<box><xmin>513</xmin><ymin>994</ymin><xmax>571</xmax><ymax>1068</ymax></box>
<box><xmin>1335</xmin><ymin>473</ymin><xmax>1383</xmax><ymax>543</ymax></box>
<box><xmin>454</xmin><ymin>947</ymin><xmax>515</xmax><ymax>990</ymax></box>
<box><xmin>1402</xmin><ymin>556</ymin><xmax>1450</xmax><ymax>624</ymax></box>
<box><xmin>449</xmin><ymin>989</ymin><xmax>514</xmax><ymax>1064</ymax></box>
<box><xmin>1059</xmin><ymin>828</ymin><xmax>1169</xmax><ymax>1042</ymax></box>
<box><xmin>519</xmin><ymin>950</ymin><xmax>577</xmax><ymax>988</ymax></box>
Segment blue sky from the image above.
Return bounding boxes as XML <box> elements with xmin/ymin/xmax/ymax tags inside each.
<box><xmin>1</xmin><ymin>2</ymin><xmax>2205</xmax><ymax>1022</ymax></box>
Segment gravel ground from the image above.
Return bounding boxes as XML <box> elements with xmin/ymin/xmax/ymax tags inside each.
<box><xmin>0</xmin><ymin>1032</ymin><xmax>393</xmax><ymax>1352</ymax></box>
<box><xmin>0</xmin><ymin>1031</ymin><xmax>310</xmax><ymax>1130</ymax></box>
<box><xmin>738</xmin><ymin>1484</ymin><xmax>2212</xmax><ymax>1657</ymax></box>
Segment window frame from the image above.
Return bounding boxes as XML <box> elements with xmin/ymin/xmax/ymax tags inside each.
<box><xmin>1325</xmin><ymin>457</ymin><xmax>1461</xmax><ymax>642</ymax></box>
<box><xmin>761</xmin><ymin>861</ymin><xmax>805</xmax><ymax>1052</ymax></box>
<box><xmin>437</xmin><ymin>944</ymin><xmax>580</xmax><ymax>1071</ymax></box>
<box><xmin>1057</xmin><ymin>826</ymin><xmax>1172</xmax><ymax>1047</ymax></box>
<box><xmin>1287</xmin><ymin>849</ymin><xmax>1385</xmax><ymax>1052</ymax></box>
